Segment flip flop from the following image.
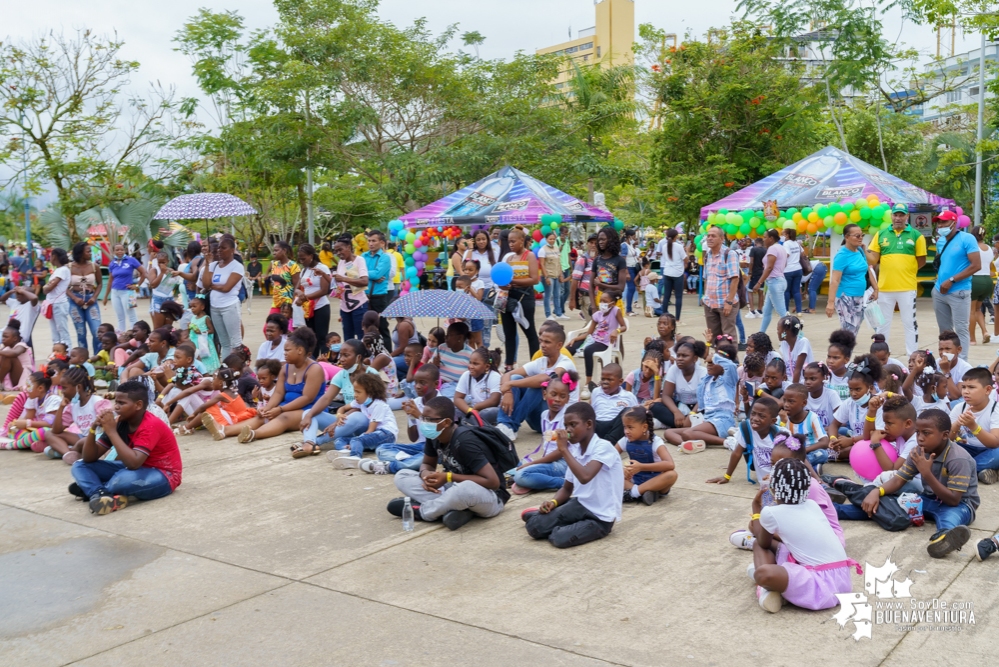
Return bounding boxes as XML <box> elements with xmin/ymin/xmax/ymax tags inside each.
<box><xmin>678</xmin><ymin>440</ymin><xmax>706</xmax><ymax>454</ymax></box>
<box><xmin>238</xmin><ymin>426</ymin><xmax>256</xmax><ymax>444</ymax></box>
<box><xmin>290</xmin><ymin>442</ymin><xmax>320</xmax><ymax>459</ymax></box>
<box><xmin>201</xmin><ymin>414</ymin><xmax>226</xmax><ymax>441</ymax></box>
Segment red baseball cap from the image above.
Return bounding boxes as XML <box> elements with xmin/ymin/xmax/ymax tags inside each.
<box><xmin>936</xmin><ymin>210</ymin><xmax>958</xmax><ymax>222</ymax></box>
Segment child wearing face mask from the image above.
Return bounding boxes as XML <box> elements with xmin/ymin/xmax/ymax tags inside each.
<box><xmin>903</xmin><ymin>350</ymin><xmax>948</xmax><ymax>414</ymax></box>
<box><xmin>566</xmin><ymin>292</ymin><xmax>626</xmax><ymax>390</ymax></box>
<box><xmin>827</xmin><ymin>354</ymin><xmax>883</xmax><ymax>461</ymax></box>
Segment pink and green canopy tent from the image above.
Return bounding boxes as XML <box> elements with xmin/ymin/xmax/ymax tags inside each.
<box><xmin>400</xmin><ymin>166</ymin><xmax>613</xmax><ymax>228</ymax></box>
<box><xmin>699</xmin><ymin>146</ymin><xmax>954</xmax><ymax>220</ymax></box>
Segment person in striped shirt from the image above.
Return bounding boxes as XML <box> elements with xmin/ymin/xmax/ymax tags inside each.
<box><xmin>434</xmin><ymin>322</ymin><xmax>474</xmax><ymax>399</ymax></box>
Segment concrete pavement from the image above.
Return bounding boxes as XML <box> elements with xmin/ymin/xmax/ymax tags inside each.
<box><xmin>2</xmin><ymin>295</ymin><xmax>998</xmax><ymax>666</ymax></box>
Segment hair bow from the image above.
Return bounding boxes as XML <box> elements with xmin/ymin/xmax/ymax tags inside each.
<box><xmin>560</xmin><ymin>372</ymin><xmax>578</xmax><ymax>392</ymax></box>
<box><xmin>891</xmin><ymin>374</ymin><xmax>898</xmax><ymax>380</ymax></box>
<box><xmin>773</xmin><ymin>433</ymin><xmax>801</xmax><ymax>451</ymax></box>
<box><xmin>715</xmin><ymin>334</ymin><xmax>734</xmax><ymax>343</ymax></box>
<box><xmin>921</xmin><ymin>366</ymin><xmax>934</xmax><ymax>376</ymax></box>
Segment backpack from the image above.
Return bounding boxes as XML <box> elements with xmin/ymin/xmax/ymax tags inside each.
<box><xmin>738</xmin><ymin>421</ymin><xmax>780</xmax><ymax>484</ymax></box>
<box><xmin>452</xmin><ymin>416</ymin><xmax>520</xmax><ymax>472</ymax></box>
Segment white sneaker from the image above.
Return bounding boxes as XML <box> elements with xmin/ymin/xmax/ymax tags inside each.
<box><xmin>758</xmin><ymin>588</ymin><xmax>784</xmax><ymax>613</ymax></box>
<box><xmin>746</xmin><ymin>562</ymin><xmax>756</xmax><ymax>580</ymax></box>
<box><xmin>325</xmin><ymin>450</ymin><xmax>352</xmax><ymax>464</ymax></box>
<box><xmin>556</xmin><ymin>314</ymin><xmax>569</xmax><ymax>320</ymax></box>
<box><xmin>360</xmin><ymin>459</ymin><xmax>391</xmax><ymax>474</ymax></box>
<box><xmin>331</xmin><ymin>455</ymin><xmax>362</xmax><ymax>469</ymax></box>
<box><xmin>580</xmin><ymin>387</ymin><xmax>591</xmax><ymax>401</ymax></box>
<box><xmin>744</xmin><ymin>311</ymin><xmax>756</xmax><ymax>319</ymax></box>
<box><xmin>731</xmin><ymin>530</ymin><xmax>756</xmax><ymax>550</ymax></box>
<box><xmin>723</xmin><ymin>436</ymin><xmax>738</xmax><ymax>451</ymax></box>
<box><xmin>727</xmin><ymin>426</ymin><xmax>737</xmax><ymax>436</ymax></box>
<box><xmin>496</xmin><ymin>423</ymin><xmax>518</xmax><ymax>442</ymax></box>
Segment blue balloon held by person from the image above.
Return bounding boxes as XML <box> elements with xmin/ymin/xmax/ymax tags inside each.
<box><xmin>491</xmin><ymin>262</ymin><xmax>514</xmax><ymax>287</ymax></box>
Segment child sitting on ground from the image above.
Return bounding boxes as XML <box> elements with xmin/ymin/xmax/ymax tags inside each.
<box><xmin>777</xmin><ymin>316</ymin><xmax>813</xmax><ymax>383</ymax></box>
<box><xmin>69</xmin><ymin>379</ymin><xmax>182</xmax><ymax>515</ymax></box>
<box><xmin>0</xmin><ymin>371</ymin><xmax>60</xmax><ymax>452</ymax></box>
<box><xmin>937</xmin><ymin>330</ymin><xmax>972</xmax><ymax>400</ymax></box>
<box><xmin>157</xmin><ymin>344</ymin><xmax>208</xmax><ymax>431</ymax></box>
<box><xmin>400</xmin><ymin>341</ymin><xmax>424</xmax><ymax>398</ymax></box>
<box><xmin>638</xmin><ymin>258</ymin><xmax>661</xmax><ymax>317</ymax></box>
<box><xmin>511</xmin><ymin>372</ymin><xmax>572</xmax><ymax>494</ymax></box>
<box><xmin>420</xmin><ymin>327</ymin><xmax>446</xmax><ymax>365</ymax></box>
<box><xmin>749</xmin><ymin>457</ymin><xmax>857</xmax><ymax>613</ymax></box>
<box><xmin>665</xmin><ymin>338</ymin><xmax>739</xmax><ymax>454</ymax></box>
<box><xmin>947</xmin><ymin>367</ymin><xmax>999</xmax><ymax>485</ymax></box>
<box><xmin>0</xmin><ymin>319</ymin><xmax>34</xmax><ymax>392</ymax></box>
<box><xmin>745</xmin><ymin>331</ymin><xmax>778</xmax><ymax>366</ymax></box>
<box><xmin>825</xmin><ymin>330</ymin><xmax>856</xmax><ymax>402</ymax></box>
<box><xmin>48</xmin><ymin>366</ymin><xmax>113</xmax><ymax>464</ymax></box>
<box><xmin>758</xmin><ymin>358</ymin><xmax>787</xmax><ymax>402</ymax></box>
<box><xmin>739</xmin><ymin>352</ymin><xmax>766</xmax><ymax>417</ymax></box>
<box><xmin>252</xmin><ymin>359</ymin><xmax>281</xmax><ymax>416</ymax></box>
<box><xmin>89</xmin><ymin>332</ymin><xmax>118</xmax><ymax>386</ymax></box>
<box><xmin>832</xmin><ymin>409</ymin><xmax>978</xmax><ymax>559</ymax></box>
<box><xmin>802</xmin><ymin>362</ymin><xmax>841</xmax><ymax>431</ymax></box>
<box><xmin>870</xmin><ymin>333</ymin><xmax>908</xmax><ymax>372</ymax></box>
<box><xmin>433</xmin><ymin>322</ymin><xmax>474</xmax><ymax>399</ymax></box>
<box><xmin>329</xmin><ymin>373</ymin><xmax>399</xmax><ymax>468</ymax></box>
<box><xmin>625</xmin><ymin>352</ymin><xmax>663</xmax><ymax>407</ymax></box>
<box><xmin>708</xmin><ymin>394</ymin><xmax>780</xmax><ymax>485</ymax></box>
<box><xmin>197</xmin><ymin>367</ymin><xmax>259</xmax><ymax>440</ymax></box>
<box><xmin>903</xmin><ymin>350</ymin><xmax>948</xmax><ymax>414</ymax></box>
<box><xmin>48</xmin><ymin>342</ymin><xmax>69</xmax><ymax>363</ymax></box>
<box><xmin>616</xmin><ymin>405</ymin><xmax>676</xmax><ymax>505</ymax></box>
<box><xmin>780</xmin><ymin>383</ymin><xmax>830</xmax><ymax>470</ymax></box>
<box><xmin>366</xmin><ymin>364</ymin><xmax>440</xmax><ymax>475</ymax></box>
<box><xmin>590</xmin><ymin>363</ymin><xmax>638</xmax><ymax>444</ymax></box>
<box><xmin>827</xmin><ymin>354</ymin><xmax>883</xmax><ymax>461</ymax></box>
<box><xmin>110</xmin><ymin>321</ymin><xmax>151</xmax><ymax>369</ymax></box>
<box><xmin>69</xmin><ymin>346</ymin><xmax>96</xmax><ymax>379</ymax></box>
<box><xmin>522</xmin><ymin>402</ymin><xmax>623</xmax><ymax>548</ymax></box>
<box><xmin>453</xmin><ymin>347</ymin><xmax>503</xmax><ymax>425</ymax></box>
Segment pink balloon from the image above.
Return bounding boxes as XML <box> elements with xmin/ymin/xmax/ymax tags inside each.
<box><xmin>849</xmin><ymin>439</ymin><xmax>898</xmax><ymax>480</ymax></box>
<box><xmin>957</xmin><ymin>214</ymin><xmax>971</xmax><ymax>229</ymax></box>
<box><xmin>956</xmin><ymin>206</ymin><xmax>964</xmax><ymax>216</ymax></box>
<box><xmin>413</xmin><ymin>238</ymin><xmax>423</xmax><ymax>248</ymax></box>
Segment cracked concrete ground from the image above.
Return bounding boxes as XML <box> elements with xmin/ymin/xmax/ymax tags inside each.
<box><xmin>2</xmin><ymin>296</ymin><xmax>997</xmax><ymax>666</ymax></box>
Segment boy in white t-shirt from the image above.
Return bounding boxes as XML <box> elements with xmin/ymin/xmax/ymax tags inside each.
<box><xmin>365</xmin><ymin>365</ymin><xmax>439</xmax><ymax>475</ymax></box>
<box><xmin>709</xmin><ymin>394</ymin><xmax>780</xmax><ymax>485</ymax></box>
<box><xmin>522</xmin><ymin>402</ymin><xmax>623</xmax><ymax>548</ymax></box>
<box><xmin>589</xmin><ymin>363</ymin><xmax>638</xmax><ymax>444</ymax></box>
<box><xmin>948</xmin><ymin>367</ymin><xmax>999</xmax><ymax>485</ymax></box>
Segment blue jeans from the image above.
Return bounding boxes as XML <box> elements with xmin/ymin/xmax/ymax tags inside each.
<box><xmin>399</xmin><ymin>380</ymin><xmax>417</xmax><ymax>399</ymax></box>
<box><xmin>334</xmin><ymin>428</ymin><xmax>396</xmax><ymax>457</ymax></box>
<box><xmin>393</xmin><ymin>354</ymin><xmax>408</xmax><ymax>378</ymax></box>
<box><xmin>341</xmin><ymin>304</ymin><xmax>368</xmax><ymax>340</ymax></box>
<box><xmin>957</xmin><ymin>442</ymin><xmax>999</xmax><ymax>471</ymax></box>
<box><xmin>376</xmin><ymin>442</ymin><xmax>425</xmax><ymax>473</ymax></box>
<box><xmin>806</xmin><ymin>261</ymin><xmax>827</xmax><ymax>311</ymax></box>
<box><xmin>69</xmin><ymin>290</ymin><xmax>102</xmax><ymax>354</ymax></box>
<box><xmin>625</xmin><ymin>267</ymin><xmax>638</xmax><ymax>313</ymax></box>
<box><xmin>836</xmin><ymin>495</ymin><xmax>973</xmax><ymax>532</ymax></box>
<box><xmin>48</xmin><ymin>299</ymin><xmax>72</xmax><ymax>347</ymax></box>
<box><xmin>759</xmin><ymin>276</ymin><xmax>788</xmax><ymax>333</ymax></box>
<box><xmin>513</xmin><ymin>460</ymin><xmax>568</xmax><ymax>490</ymax></box>
<box><xmin>496</xmin><ymin>375</ymin><xmax>545</xmax><ymax>434</ymax></box>
<box><xmin>784</xmin><ymin>269</ymin><xmax>803</xmax><ymax>313</ymax></box>
<box><xmin>735</xmin><ymin>310</ymin><xmax>745</xmax><ymax>344</ymax></box>
<box><xmin>71</xmin><ymin>460</ymin><xmax>173</xmax><ymax>500</ymax></box>
<box><xmin>543</xmin><ymin>278</ymin><xmax>564</xmax><ymax>318</ymax></box>
<box><xmin>559</xmin><ymin>268</ymin><xmax>571</xmax><ymax>312</ymax></box>
<box><xmin>806</xmin><ymin>448</ymin><xmax>829</xmax><ymax>466</ymax></box>
<box><xmin>439</xmin><ymin>381</ymin><xmax>457</xmax><ymax>399</ymax></box>
<box><xmin>659</xmin><ymin>274</ymin><xmax>684</xmax><ymax>321</ymax></box>
<box><xmin>303</xmin><ymin>410</ymin><xmax>366</xmax><ymax>446</ymax></box>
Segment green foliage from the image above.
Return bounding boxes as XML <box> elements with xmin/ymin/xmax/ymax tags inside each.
<box><xmin>842</xmin><ymin>105</ymin><xmax>927</xmax><ymax>184</ymax></box>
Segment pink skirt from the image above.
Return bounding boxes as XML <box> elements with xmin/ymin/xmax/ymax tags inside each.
<box><xmin>776</xmin><ymin>544</ymin><xmax>856</xmax><ymax>611</ymax></box>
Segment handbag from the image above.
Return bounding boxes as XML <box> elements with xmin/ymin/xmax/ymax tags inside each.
<box><xmin>737</xmin><ymin>271</ymin><xmax>749</xmax><ymax>309</ymax></box>
<box><xmin>800</xmin><ymin>251</ymin><xmax>813</xmax><ymax>277</ymax></box>
<box><xmin>42</xmin><ymin>300</ymin><xmax>53</xmax><ymax>319</ymax></box>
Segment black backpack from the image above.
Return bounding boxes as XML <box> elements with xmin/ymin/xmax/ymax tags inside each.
<box><xmin>453</xmin><ymin>414</ymin><xmax>520</xmax><ymax>472</ymax></box>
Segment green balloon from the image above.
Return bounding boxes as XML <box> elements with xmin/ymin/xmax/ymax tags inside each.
<box><xmin>724</xmin><ymin>223</ymin><xmax>737</xmax><ymax>234</ymax></box>
<box><xmin>841</xmin><ymin>200</ymin><xmax>854</xmax><ymax>211</ymax></box>
<box><xmin>816</xmin><ymin>206</ymin><xmax>827</xmax><ymax>218</ymax></box>
<box><xmin>855</xmin><ymin>198</ymin><xmax>868</xmax><ymax>209</ymax></box>
<box><xmin>541</xmin><ymin>225</ymin><xmax>551</xmax><ymax>235</ymax></box>
<box><xmin>857</xmin><ymin>217</ymin><xmax>869</xmax><ymax>229</ymax></box>
<box><xmin>750</xmin><ymin>216</ymin><xmax>761</xmax><ymax>228</ymax></box>
<box><xmin>741</xmin><ymin>209</ymin><xmax>753</xmax><ymax>221</ymax></box>
<box><xmin>405</xmin><ymin>243</ymin><xmax>415</xmax><ymax>254</ymax></box>
<box><xmin>828</xmin><ymin>203</ymin><xmax>841</xmax><ymax>215</ymax></box>
<box><xmin>859</xmin><ymin>207</ymin><xmax>872</xmax><ymax>219</ymax></box>
<box><xmin>785</xmin><ymin>208</ymin><xmax>798</xmax><ymax>218</ymax></box>
<box><xmin>718</xmin><ymin>208</ymin><xmax>729</xmax><ymax>215</ymax></box>
<box><xmin>834</xmin><ymin>225</ymin><xmax>845</xmax><ymax>235</ymax></box>
<box><xmin>405</xmin><ymin>232</ymin><xmax>416</xmax><ymax>243</ymax></box>
<box><xmin>726</xmin><ymin>212</ymin><xmax>739</xmax><ymax>225</ymax></box>
<box><xmin>801</xmin><ymin>207</ymin><xmax>813</xmax><ymax>218</ymax></box>
<box><xmin>694</xmin><ymin>234</ymin><xmax>704</xmax><ymax>246</ymax></box>
<box><xmin>614</xmin><ymin>220</ymin><xmax>624</xmax><ymax>231</ymax></box>
<box><xmin>404</xmin><ymin>255</ymin><xmax>415</xmax><ymax>266</ymax></box>
<box><xmin>739</xmin><ymin>223</ymin><xmax>751</xmax><ymax>235</ymax></box>
<box><xmin>824</xmin><ymin>216</ymin><xmax>834</xmax><ymax>228</ymax></box>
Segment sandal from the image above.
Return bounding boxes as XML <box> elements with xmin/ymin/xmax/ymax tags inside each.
<box><xmin>238</xmin><ymin>425</ymin><xmax>256</xmax><ymax>444</ymax></box>
<box><xmin>678</xmin><ymin>440</ymin><xmax>706</xmax><ymax>454</ymax></box>
<box><xmin>173</xmin><ymin>425</ymin><xmax>195</xmax><ymax>436</ymax></box>
<box><xmin>290</xmin><ymin>442</ymin><xmax>321</xmax><ymax>458</ymax></box>
<box><xmin>202</xmin><ymin>413</ymin><xmax>226</xmax><ymax>441</ymax></box>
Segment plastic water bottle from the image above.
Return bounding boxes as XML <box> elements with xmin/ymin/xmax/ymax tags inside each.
<box><xmin>402</xmin><ymin>497</ymin><xmax>414</xmax><ymax>532</ymax></box>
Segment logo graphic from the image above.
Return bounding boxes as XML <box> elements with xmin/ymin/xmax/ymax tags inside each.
<box><xmin>833</xmin><ymin>555</ymin><xmax>975</xmax><ymax>641</ymax></box>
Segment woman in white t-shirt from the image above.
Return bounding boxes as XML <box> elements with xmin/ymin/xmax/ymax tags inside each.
<box><xmin>464</xmin><ymin>230</ymin><xmax>498</xmax><ymax>347</ymax></box>
<box><xmin>649</xmin><ymin>339</ymin><xmax>706</xmax><ymax>429</ymax></box>
<box><xmin>200</xmin><ymin>237</ymin><xmax>245</xmax><ymax>359</ymax></box>
<box><xmin>658</xmin><ymin>229</ymin><xmax>688</xmax><ymax>322</ymax></box>
<box><xmin>781</xmin><ymin>229</ymin><xmax>804</xmax><ymax>315</ymax></box>
<box><xmin>296</xmin><ymin>244</ymin><xmax>332</xmax><ymax>357</ymax></box>
<box><xmin>43</xmin><ymin>247</ymin><xmax>73</xmax><ymax>347</ymax></box>
<box><xmin>969</xmin><ymin>226</ymin><xmax>994</xmax><ymax>345</ymax></box>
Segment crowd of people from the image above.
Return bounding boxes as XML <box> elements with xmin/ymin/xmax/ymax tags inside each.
<box><xmin>3</xmin><ymin>218</ymin><xmax>999</xmax><ymax>618</ymax></box>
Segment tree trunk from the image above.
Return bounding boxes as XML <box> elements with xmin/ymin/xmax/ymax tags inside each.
<box><xmin>296</xmin><ymin>182</ymin><xmax>308</xmax><ymax>236</ymax></box>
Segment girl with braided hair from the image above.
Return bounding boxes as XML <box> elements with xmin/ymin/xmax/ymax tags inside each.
<box><xmin>749</xmin><ymin>457</ymin><xmax>857</xmax><ymax>613</ymax></box>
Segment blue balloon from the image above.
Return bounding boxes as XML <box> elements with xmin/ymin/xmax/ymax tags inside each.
<box><xmin>406</xmin><ymin>266</ymin><xmax>418</xmax><ymax>279</ymax></box>
<box><xmin>491</xmin><ymin>262</ymin><xmax>514</xmax><ymax>287</ymax></box>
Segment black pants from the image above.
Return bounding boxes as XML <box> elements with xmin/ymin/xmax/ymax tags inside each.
<box><xmin>595</xmin><ymin>414</ymin><xmax>625</xmax><ymax>444</ymax></box>
<box><xmin>367</xmin><ymin>293</ymin><xmax>393</xmax><ymax>352</ymax></box>
<box><xmin>567</xmin><ymin>340</ymin><xmax>608</xmax><ymax>378</ymax></box>
<box><xmin>525</xmin><ymin>497</ymin><xmax>614</xmax><ymax>548</ymax></box>
<box><xmin>661</xmin><ymin>274</ymin><xmax>684</xmax><ymax>321</ymax></box>
<box><xmin>306</xmin><ymin>304</ymin><xmax>331</xmax><ymax>358</ymax></box>
<box><xmin>502</xmin><ymin>290</ymin><xmax>540</xmax><ymax>366</ymax></box>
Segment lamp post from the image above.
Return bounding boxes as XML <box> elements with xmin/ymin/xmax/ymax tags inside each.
<box><xmin>976</xmin><ymin>31</ymin><xmax>986</xmax><ymax>226</ymax></box>
<box><xmin>19</xmin><ymin>110</ymin><xmax>32</xmax><ymax>251</ymax></box>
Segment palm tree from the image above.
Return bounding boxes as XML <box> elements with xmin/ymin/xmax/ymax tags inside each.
<box><xmin>40</xmin><ymin>198</ymin><xmax>191</xmax><ymax>256</ymax></box>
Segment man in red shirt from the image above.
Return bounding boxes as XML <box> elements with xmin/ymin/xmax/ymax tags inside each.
<box><xmin>70</xmin><ymin>379</ymin><xmax>183</xmax><ymax>515</ymax></box>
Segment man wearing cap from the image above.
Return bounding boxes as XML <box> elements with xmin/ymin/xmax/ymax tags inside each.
<box><xmin>931</xmin><ymin>210</ymin><xmax>981</xmax><ymax>359</ymax></box>
<box><xmin>866</xmin><ymin>204</ymin><xmax>927</xmax><ymax>356</ymax></box>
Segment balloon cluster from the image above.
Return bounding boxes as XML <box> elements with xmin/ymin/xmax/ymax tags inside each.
<box><xmin>386</xmin><ymin>220</ymin><xmax>467</xmax><ymax>295</ymax></box>
<box><xmin>699</xmin><ymin>195</ymin><xmax>904</xmax><ymax>240</ymax></box>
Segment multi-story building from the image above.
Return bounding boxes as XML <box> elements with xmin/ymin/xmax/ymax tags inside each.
<box><xmin>535</xmin><ymin>0</ymin><xmax>635</xmax><ymax>92</ymax></box>
<box><xmin>915</xmin><ymin>42</ymin><xmax>998</xmax><ymax>126</ymax></box>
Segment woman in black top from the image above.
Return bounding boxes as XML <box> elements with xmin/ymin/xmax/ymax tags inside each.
<box><xmin>592</xmin><ymin>227</ymin><xmax>629</xmax><ymax>304</ymax></box>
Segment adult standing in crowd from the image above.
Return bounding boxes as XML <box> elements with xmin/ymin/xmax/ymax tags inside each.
<box><xmin>558</xmin><ymin>224</ymin><xmax>573</xmax><ymax>314</ymax></box>
<box><xmin>464</xmin><ymin>230</ymin><xmax>497</xmax><ymax>345</ymax></box>
<box><xmin>568</xmin><ymin>234</ymin><xmax>598</xmax><ymax>318</ymax></box>
<box><xmin>781</xmin><ymin>229</ymin><xmax>804</xmax><ymax>315</ymax></box>
<box><xmin>622</xmin><ymin>229</ymin><xmax>640</xmax><ymax>316</ymax></box>
<box><xmin>448</xmin><ymin>236</ymin><xmax>470</xmax><ymax>291</ymax></box>
<box><xmin>268</xmin><ymin>241</ymin><xmax>300</xmax><ymax>318</ymax></box>
<box><xmin>826</xmin><ymin>224</ymin><xmax>877</xmax><ymax>334</ymax></box>
<box><xmin>932</xmin><ymin>211</ymin><xmax>980</xmax><ymax>358</ymax></box>
<box><xmin>364</xmin><ymin>230</ymin><xmax>393</xmax><ymax>346</ymax></box>
<box><xmin>490</xmin><ymin>228</ymin><xmax>501</xmax><ymax>259</ymax></box>
<box><xmin>744</xmin><ymin>237</ymin><xmax>766</xmax><ymax>318</ymax></box>
<box><xmin>68</xmin><ymin>241</ymin><xmax>103</xmax><ymax>354</ymax></box>
<box><xmin>753</xmin><ymin>229</ymin><xmax>788</xmax><ymax>334</ymax></box>
<box><xmin>201</xmin><ymin>237</ymin><xmax>245</xmax><ymax>359</ymax></box>
<box><xmin>297</xmin><ymin>243</ymin><xmax>332</xmax><ymax>358</ymax></box>
<box><xmin>539</xmin><ymin>231</ymin><xmax>567</xmax><ymax>321</ymax></box>
<box><xmin>657</xmin><ymin>228</ymin><xmax>687</xmax><ymax>322</ymax></box>
<box><xmin>867</xmin><ymin>204</ymin><xmax>926</xmax><ymax>355</ymax></box>
<box><xmin>592</xmin><ymin>226</ymin><xmax>628</xmax><ymax>307</ymax></box>
<box><xmin>701</xmin><ymin>226</ymin><xmax>740</xmax><ymax>339</ymax></box>
<box><xmin>334</xmin><ymin>233</ymin><xmax>369</xmax><ymax>340</ymax></box>
<box><xmin>103</xmin><ymin>243</ymin><xmax>147</xmax><ymax>333</ymax></box>
<box><xmin>969</xmin><ymin>226</ymin><xmax>995</xmax><ymax>345</ymax></box>
<box><xmin>500</xmin><ymin>228</ymin><xmax>541</xmax><ymax>370</ymax></box>
<box><xmin>44</xmin><ymin>247</ymin><xmax>73</xmax><ymax>348</ymax></box>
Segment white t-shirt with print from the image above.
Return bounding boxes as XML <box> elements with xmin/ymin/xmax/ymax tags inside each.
<box><xmin>807</xmin><ymin>387</ymin><xmax>841</xmax><ymax>429</ymax></box>
<box><xmin>911</xmin><ymin>393</ymin><xmax>949</xmax><ymax>415</ymax></box>
<box><xmin>540</xmin><ymin>405</ymin><xmax>568</xmax><ymax>457</ymax></box>
<box><xmin>737</xmin><ymin>425</ymin><xmax>777</xmax><ymax>481</ymax></box>
<box><xmin>564</xmin><ymin>436</ymin><xmax>623</xmax><ymax>523</ymax></box>
<box><xmin>949</xmin><ymin>399</ymin><xmax>999</xmax><ymax>451</ymax></box>
<box><xmin>300</xmin><ymin>263</ymin><xmax>331</xmax><ymax>310</ymax></box>
<box><xmin>826</xmin><ymin>371</ymin><xmax>850</xmax><ymax>402</ymax></box>
<box><xmin>665</xmin><ymin>364</ymin><xmax>706</xmax><ymax>406</ymax></box>
<box><xmin>456</xmin><ymin>370</ymin><xmax>501</xmax><ymax>406</ymax></box>
<box><xmin>833</xmin><ymin>397</ymin><xmax>884</xmax><ymax>436</ymax></box>
<box><xmin>522</xmin><ymin>354</ymin><xmax>580</xmax><ymax>402</ymax></box>
<box><xmin>589</xmin><ymin>387</ymin><xmax>638</xmax><ymax>422</ymax></box>
<box><xmin>779</xmin><ymin>336</ymin><xmax>814</xmax><ymax>380</ymax></box>
<box><xmin>209</xmin><ymin>260</ymin><xmax>246</xmax><ymax>309</ymax></box>
<box><xmin>48</xmin><ymin>266</ymin><xmax>71</xmax><ymax>304</ymax></box>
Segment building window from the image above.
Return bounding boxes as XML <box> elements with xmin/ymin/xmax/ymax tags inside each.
<box><xmin>566</xmin><ymin>46</ymin><xmax>578</xmax><ymax>54</ymax></box>
<box><xmin>580</xmin><ymin>42</ymin><xmax>594</xmax><ymax>50</ymax></box>
<box><xmin>596</xmin><ymin>46</ymin><xmax>601</xmax><ymax>58</ymax></box>
<box><xmin>946</xmin><ymin>90</ymin><xmax>961</xmax><ymax>103</ymax></box>
<box><xmin>582</xmin><ymin>54</ymin><xmax>589</xmax><ymax>62</ymax></box>
<box><xmin>970</xmin><ymin>86</ymin><xmax>980</xmax><ymax>96</ymax></box>
<box><xmin>555</xmin><ymin>83</ymin><xmax>564</xmax><ymax>89</ymax></box>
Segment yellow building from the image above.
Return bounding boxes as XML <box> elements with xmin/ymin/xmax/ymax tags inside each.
<box><xmin>535</xmin><ymin>0</ymin><xmax>635</xmax><ymax>90</ymax></box>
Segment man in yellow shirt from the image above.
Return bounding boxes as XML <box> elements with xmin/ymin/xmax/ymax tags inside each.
<box><xmin>866</xmin><ymin>204</ymin><xmax>927</xmax><ymax>355</ymax></box>
<box><xmin>387</xmin><ymin>242</ymin><xmax>405</xmax><ymax>296</ymax></box>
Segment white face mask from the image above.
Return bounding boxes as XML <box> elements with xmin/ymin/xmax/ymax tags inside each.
<box><xmin>598</xmin><ymin>303</ymin><xmax>611</xmax><ymax>313</ymax></box>
<box><xmin>937</xmin><ymin>226</ymin><xmax>952</xmax><ymax>239</ymax></box>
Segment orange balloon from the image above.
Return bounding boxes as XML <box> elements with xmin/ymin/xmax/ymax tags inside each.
<box><xmin>806</xmin><ymin>222</ymin><xmax>819</xmax><ymax>234</ymax></box>
<box><xmin>796</xmin><ymin>219</ymin><xmax>808</xmax><ymax>233</ymax></box>
<box><xmin>834</xmin><ymin>211</ymin><xmax>848</xmax><ymax>224</ymax></box>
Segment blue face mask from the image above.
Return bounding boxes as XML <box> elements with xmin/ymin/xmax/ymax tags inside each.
<box><xmin>419</xmin><ymin>419</ymin><xmax>446</xmax><ymax>440</ymax></box>
<box><xmin>330</xmin><ymin>344</ymin><xmax>341</xmax><ymax>353</ymax></box>
<box><xmin>856</xmin><ymin>393</ymin><xmax>871</xmax><ymax>407</ymax></box>
<box><xmin>362</xmin><ymin>397</ymin><xmax>373</xmax><ymax>407</ymax></box>
<box><xmin>344</xmin><ymin>363</ymin><xmax>358</xmax><ymax>374</ymax></box>
<box><xmin>936</xmin><ymin>391</ymin><xmax>948</xmax><ymax>402</ymax></box>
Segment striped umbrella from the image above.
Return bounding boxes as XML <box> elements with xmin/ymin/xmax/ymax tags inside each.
<box><xmin>382</xmin><ymin>289</ymin><xmax>494</xmax><ymax>319</ymax></box>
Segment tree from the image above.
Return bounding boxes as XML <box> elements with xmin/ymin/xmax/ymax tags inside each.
<box><xmin>461</xmin><ymin>31</ymin><xmax>485</xmax><ymax>59</ymax></box>
<box><xmin>0</xmin><ymin>30</ymin><xmax>183</xmax><ymax>245</ymax></box>
<box><xmin>645</xmin><ymin>25</ymin><xmax>828</xmax><ymax>225</ymax></box>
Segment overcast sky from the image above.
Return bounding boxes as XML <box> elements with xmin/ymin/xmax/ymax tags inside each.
<box><xmin>4</xmin><ymin>0</ymin><xmax>988</xmax><ymax>105</ymax></box>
